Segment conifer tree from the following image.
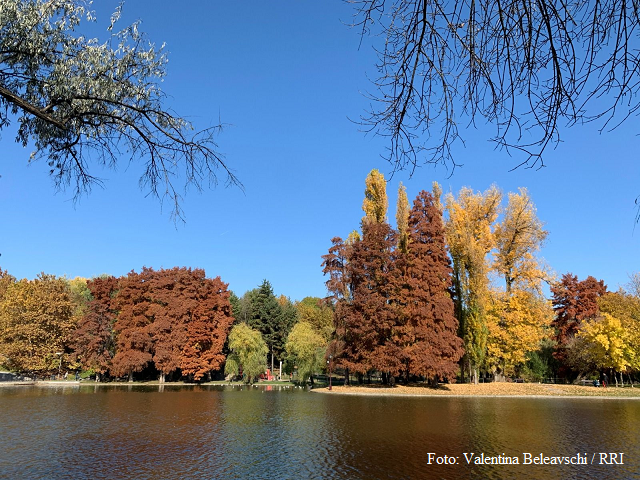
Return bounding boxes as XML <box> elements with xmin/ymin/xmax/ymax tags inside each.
<box><xmin>398</xmin><ymin>190</ymin><xmax>463</xmax><ymax>380</ymax></box>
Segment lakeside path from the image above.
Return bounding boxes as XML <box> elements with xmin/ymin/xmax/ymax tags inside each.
<box><xmin>311</xmin><ymin>383</ymin><xmax>640</xmax><ymax>399</ymax></box>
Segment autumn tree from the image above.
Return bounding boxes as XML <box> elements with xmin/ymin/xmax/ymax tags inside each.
<box><xmin>295</xmin><ymin>297</ymin><xmax>334</xmax><ymax>342</ymax></box>
<box><xmin>0</xmin><ymin>0</ymin><xmax>237</xmax><ymax>219</ymax></box>
<box><xmin>0</xmin><ymin>274</ymin><xmax>75</xmax><ymax>375</ymax></box>
<box><xmin>486</xmin><ymin>290</ymin><xmax>553</xmax><ymax>377</ymax></box>
<box><xmin>362</xmin><ymin>168</ymin><xmax>388</xmax><ymax>224</ymax></box>
<box><xmin>72</xmin><ymin>275</ymin><xmax>119</xmax><ymax>381</ymax></box>
<box><xmin>394</xmin><ymin>190</ymin><xmax>463</xmax><ymax>381</ymax></box>
<box><xmin>396</xmin><ymin>182</ymin><xmax>410</xmax><ymax>254</ymax></box>
<box><xmin>493</xmin><ymin>189</ymin><xmax>549</xmax><ymax>294</ymax></box>
<box><xmin>326</xmin><ymin>220</ymin><xmax>398</xmax><ymax>379</ymax></box>
<box><xmin>178</xmin><ymin>273</ymin><xmax>233</xmax><ymax>382</ymax></box>
<box><xmin>551</xmin><ymin>273</ymin><xmax>607</xmax><ymax>368</ymax></box>
<box><xmin>568</xmin><ymin>313</ymin><xmax>637</xmax><ymax>385</ymax></box>
<box><xmin>445</xmin><ymin>185</ymin><xmax>501</xmax><ymax>383</ymax></box>
<box><xmin>225</xmin><ymin>323</ymin><xmax>268</xmax><ymax>384</ymax></box>
<box><xmin>486</xmin><ymin>188</ymin><xmax>553</xmax><ymax>377</ymax></box>
<box><xmin>111</xmin><ymin>268</ymin><xmax>156</xmax><ymax>381</ymax></box>
<box><xmin>111</xmin><ymin>267</ymin><xmax>233</xmax><ymax>382</ymax></box>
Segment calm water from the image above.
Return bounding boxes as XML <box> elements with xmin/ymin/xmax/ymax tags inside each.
<box><xmin>0</xmin><ymin>385</ymin><xmax>638</xmax><ymax>479</ymax></box>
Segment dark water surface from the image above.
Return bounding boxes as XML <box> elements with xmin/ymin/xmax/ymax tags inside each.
<box><xmin>0</xmin><ymin>385</ymin><xmax>638</xmax><ymax>479</ymax></box>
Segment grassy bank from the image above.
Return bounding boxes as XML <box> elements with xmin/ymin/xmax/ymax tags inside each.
<box><xmin>312</xmin><ymin>382</ymin><xmax>640</xmax><ymax>398</ymax></box>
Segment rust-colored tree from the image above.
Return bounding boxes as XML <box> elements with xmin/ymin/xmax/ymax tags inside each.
<box><xmin>72</xmin><ymin>276</ymin><xmax>119</xmax><ymax>381</ymax></box>
<box><xmin>323</xmin><ymin>221</ymin><xmax>398</xmax><ymax>379</ymax></box>
<box><xmin>111</xmin><ymin>267</ymin><xmax>233</xmax><ymax>382</ymax></box>
<box><xmin>551</xmin><ymin>273</ymin><xmax>607</xmax><ymax>369</ymax></box>
<box><xmin>396</xmin><ymin>190</ymin><xmax>463</xmax><ymax>381</ymax></box>
<box><xmin>111</xmin><ymin>268</ymin><xmax>156</xmax><ymax>381</ymax></box>
<box><xmin>179</xmin><ymin>273</ymin><xmax>233</xmax><ymax>382</ymax></box>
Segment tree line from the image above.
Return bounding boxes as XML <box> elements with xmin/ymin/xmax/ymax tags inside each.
<box><xmin>322</xmin><ymin>169</ymin><xmax>640</xmax><ymax>385</ymax></box>
<box><xmin>0</xmin><ymin>267</ymin><xmax>332</xmax><ymax>384</ymax></box>
<box><xmin>1</xmin><ymin>171</ymin><xmax>639</xmax><ymax>385</ymax></box>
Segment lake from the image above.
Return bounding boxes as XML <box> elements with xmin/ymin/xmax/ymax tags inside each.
<box><xmin>0</xmin><ymin>384</ymin><xmax>638</xmax><ymax>479</ymax></box>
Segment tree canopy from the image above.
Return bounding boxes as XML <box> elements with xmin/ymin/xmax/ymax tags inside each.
<box><xmin>0</xmin><ymin>0</ymin><xmax>238</xmax><ymax>220</ymax></box>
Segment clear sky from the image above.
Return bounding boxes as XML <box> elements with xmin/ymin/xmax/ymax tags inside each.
<box><xmin>1</xmin><ymin>1</ymin><xmax>638</xmax><ymax>301</ymax></box>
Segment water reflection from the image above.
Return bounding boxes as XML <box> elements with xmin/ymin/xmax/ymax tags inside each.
<box><xmin>0</xmin><ymin>386</ymin><xmax>638</xmax><ymax>479</ymax></box>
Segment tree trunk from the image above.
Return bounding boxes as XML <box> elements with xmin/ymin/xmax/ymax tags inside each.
<box><xmin>473</xmin><ymin>368</ymin><xmax>479</xmax><ymax>385</ymax></box>
<box><xmin>344</xmin><ymin>368</ymin><xmax>349</xmax><ymax>386</ymax></box>
<box><xmin>159</xmin><ymin>372</ymin><xmax>165</xmax><ymax>383</ymax></box>
<box><xmin>128</xmin><ymin>371</ymin><xmax>133</xmax><ymax>383</ymax></box>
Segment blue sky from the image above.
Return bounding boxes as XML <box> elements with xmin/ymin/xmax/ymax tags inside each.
<box><xmin>1</xmin><ymin>1</ymin><xmax>638</xmax><ymax>301</ymax></box>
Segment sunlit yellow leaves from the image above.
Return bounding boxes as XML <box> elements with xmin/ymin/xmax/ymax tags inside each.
<box><xmin>396</xmin><ymin>182</ymin><xmax>410</xmax><ymax>253</ymax></box>
<box><xmin>0</xmin><ymin>274</ymin><xmax>75</xmax><ymax>374</ymax></box>
<box><xmin>494</xmin><ymin>188</ymin><xmax>549</xmax><ymax>294</ymax></box>
<box><xmin>362</xmin><ymin>169</ymin><xmax>388</xmax><ymax>224</ymax></box>
<box><xmin>575</xmin><ymin>313</ymin><xmax>637</xmax><ymax>373</ymax></box>
<box><xmin>486</xmin><ymin>289</ymin><xmax>553</xmax><ymax>375</ymax></box>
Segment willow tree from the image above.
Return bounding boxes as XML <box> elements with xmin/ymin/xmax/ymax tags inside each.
<box><xmin>445</xmin><ymin>185</ymin><xmax>501</xmax><ymax>383</ymax></box>
<box><xmin>225</xmin><ymin>323</ymin><xmax>268</xmax><ymax>384</ymax></box>
<box><xmin>0</xmin><ymin>0</ymin><xmax>237</xmax><ymax>220</ymax></box>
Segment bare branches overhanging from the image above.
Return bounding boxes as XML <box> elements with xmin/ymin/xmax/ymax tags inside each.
<box><xmin>351</xmin><ymin>0</ymin><xmax>640</xmax><ymax>172</ymax></box>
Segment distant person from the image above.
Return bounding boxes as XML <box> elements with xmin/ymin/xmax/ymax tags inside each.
<box><xmin>602</xmin><ymin>373</ymin><xmax>608</xmax><ymax>388</ymax></box>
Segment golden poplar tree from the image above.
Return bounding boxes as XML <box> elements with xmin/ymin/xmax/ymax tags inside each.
<box><xmin>445</xmin><ymin>185</ymin><xmax>501</xmax><ymax>383</ymax></box>
<box><xmin>362</xmin><ymin>169</ymin><xmax>388</xmax><ymax>224</ymax></box>
<box><xmin>396</xmin><ymin>182</ymin><xmax>410</xmax><ymax>253</ymax></box>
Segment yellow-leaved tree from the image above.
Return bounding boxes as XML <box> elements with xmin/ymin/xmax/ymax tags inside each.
<box><xmin>486</xmin><ymin>188</ymin><xmax>553</xmax><ymax>377</ymax></box>
<box><xmin>362</xmin><ymin>169</ymin><xmax>388</xmax><ymax>224</ymax></box>
<box><xmin>445</xmin><ymin>185</ymin><xmax>501</xmax><ymax>383</ymax></box>
<box><xmin>572</xmin><ymin>313</ymin><xmax>637</xmax><ymax>385</ymax></box>
<box><xmin>0</xmin><ymin>274</ymin><xmax>76</xmax><ymax>375</ymax></box>
<box><xmin>396</xmin><ymin>182</ymin><xmax>410</xmax><ymax>253</ymax></box>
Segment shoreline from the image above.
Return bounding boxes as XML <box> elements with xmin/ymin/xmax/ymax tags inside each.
<box><xmin>310</xmin><ymin>383</ymin><xmax>640</xmax><ymax>399</ymax></box>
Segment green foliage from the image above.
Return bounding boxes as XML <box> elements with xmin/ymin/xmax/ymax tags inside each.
<box><xmin>0</xmin><ymin>0</ymin><xmax>236</xmax><ymax>219</ymax></box>
<box><xmin>225</xmin><ymin>323</ymin><xmax>268</xmax><ymax>383</ymax></box>
<box><xmin>285</xmin><ymin>322</ymin><xmax>327</xmax><ymax>385</ymax></box>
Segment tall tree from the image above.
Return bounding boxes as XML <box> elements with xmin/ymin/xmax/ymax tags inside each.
<box><xmin>0</xmin><ymin>0</ymin><xmax>237</xmax><ymax>219</ymax></box>
<box><xmin>395</xmin><ymin>190</ymin><xmax>463</xmax><ymax>381</ymax></box>
<box><xmin>111</xmin><ymin>268</ymin><xmax>156</xmax><ymax>381</ymax></box>
<box><xmin>0</xmin><ymin>274</ymin><xmax>75</xmax><ymax>375</ymax></box>
<box><xmin>486</xmin><ymin>188</ymin><xmax>553</xmax><ymax>377</ymax></box>
<box><xmin>72</xmin><ymin>275</ymin><xmax>119</xmax><ymax>381</ymax></box>
<box><xmin>333</xmin><ymin>221</ymin><xmax>399</xmax><ymax>378</ymax></box>
<box><xmin>445</xmin><ymin>185</ymin><xmax>501</xmax><ymax>383</ymax></box>
<box><xmin>493</xmin><ymin>188</ymin><xmax>549</xmax><ymax>294</ymax></box>
<box><xmin>362</xmin><ymin>168</ymin><xmax>388</xmax><ymax>224</ymax></box>
<box><xmin>396</xmin><ymin>182</ymin><xmax>410</xmax><ymax>254</ymax></box>
<box><xmin>248</xmin><ymin>280</ymin><xmax>288</xmax><ymax>372</ymax></box>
